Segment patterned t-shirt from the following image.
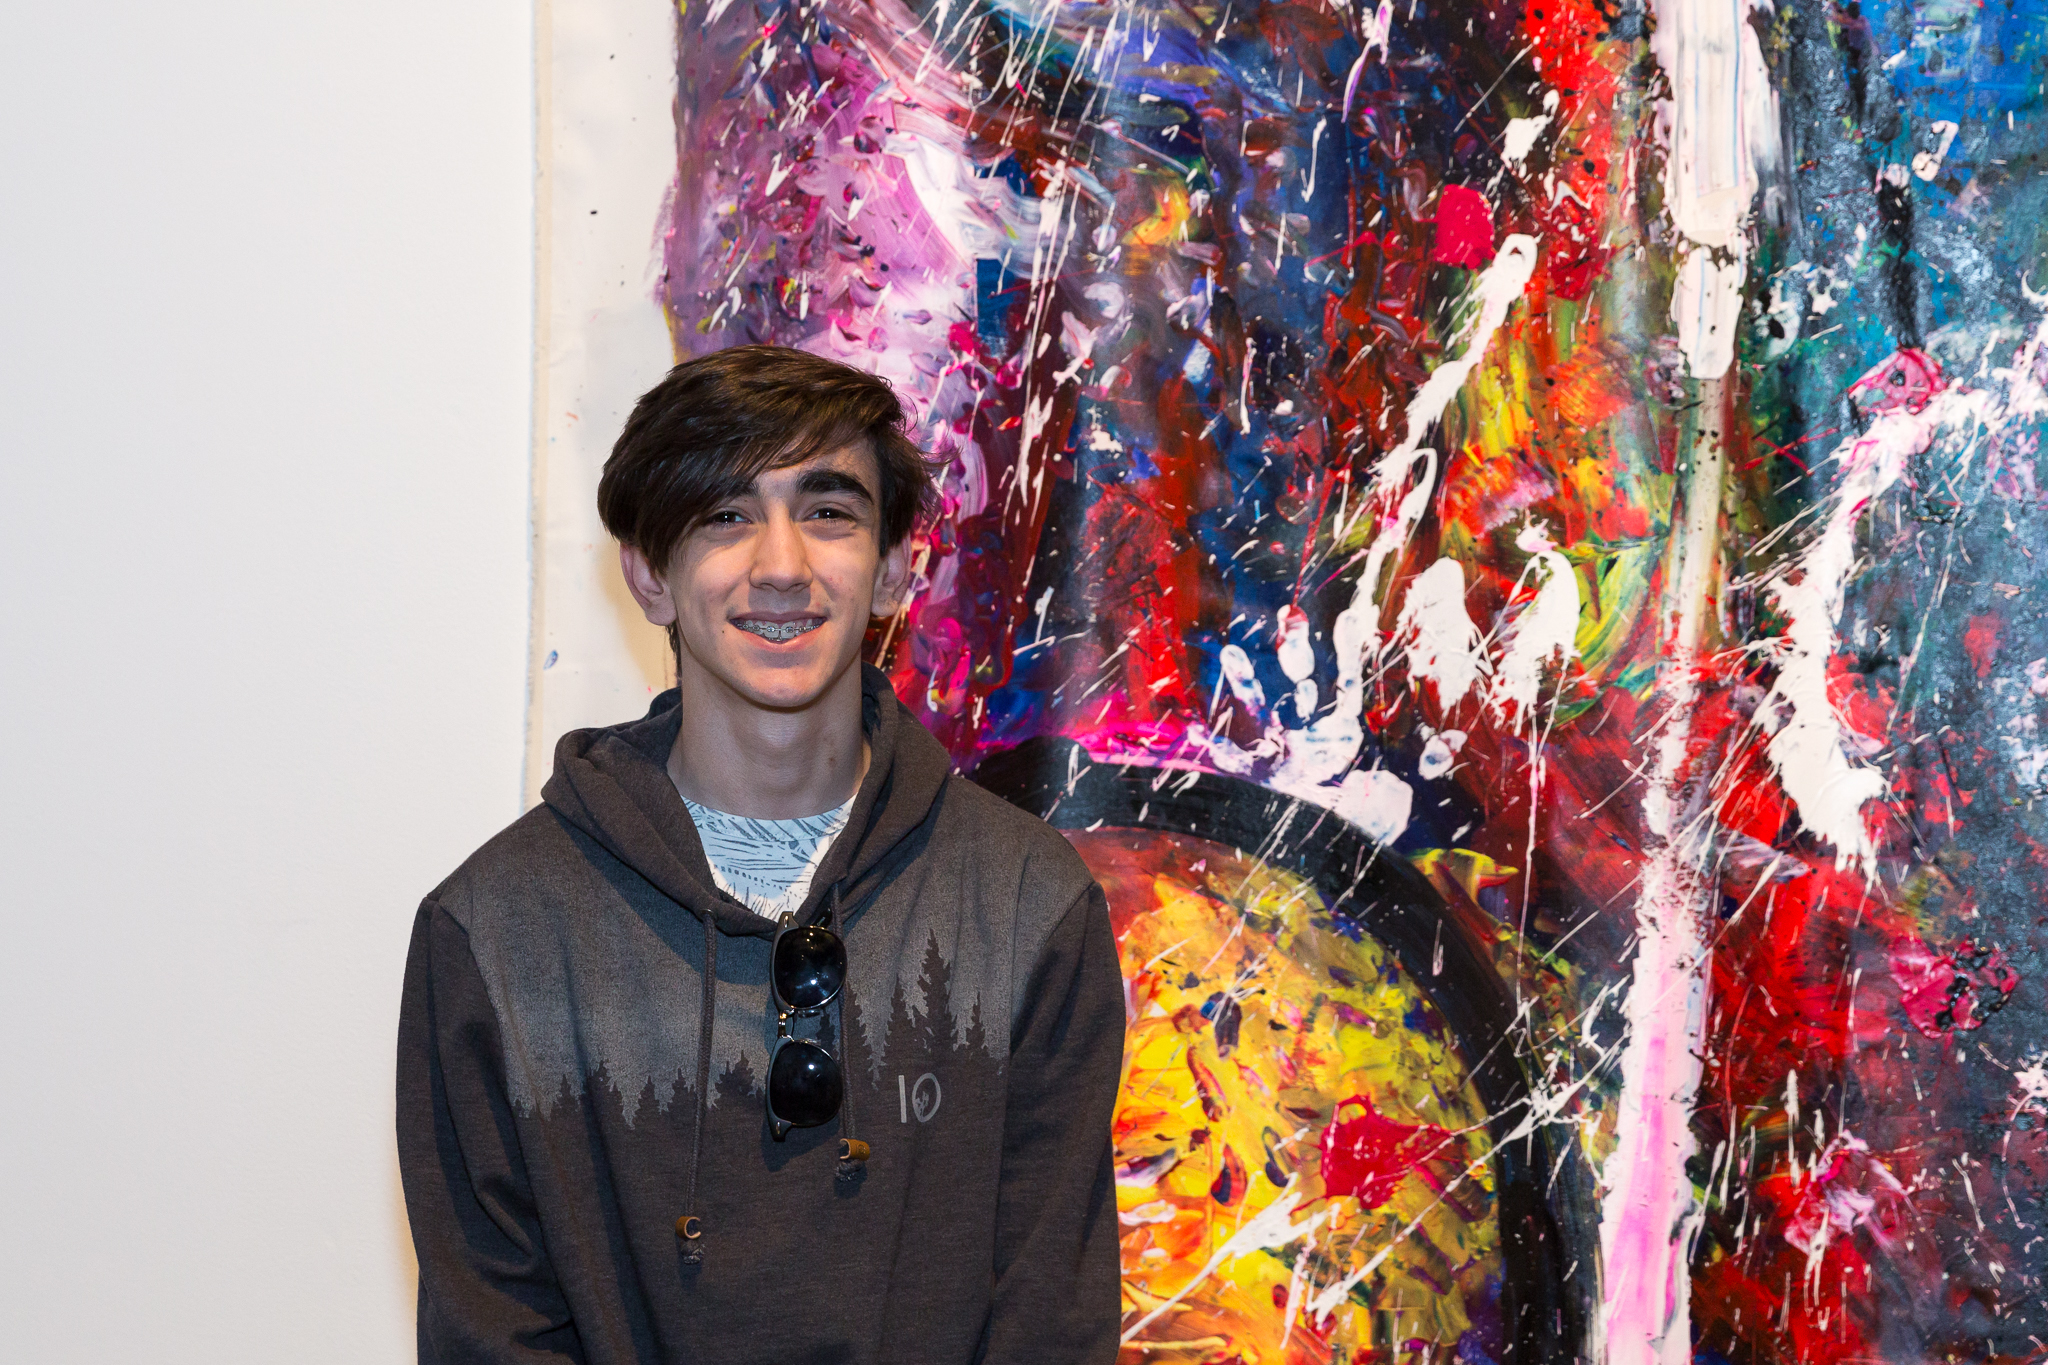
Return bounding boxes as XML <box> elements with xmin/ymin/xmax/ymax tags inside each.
<box><xmin>681</xmin><ymin>794</ymin><xmax>854</xmax><ymax>924</ymax></box>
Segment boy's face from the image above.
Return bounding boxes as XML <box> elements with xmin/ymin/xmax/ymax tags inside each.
<box><xmin>621</xmin><ymin>442</ymin><xmax>913</xmax><ymax>714</ymax></box>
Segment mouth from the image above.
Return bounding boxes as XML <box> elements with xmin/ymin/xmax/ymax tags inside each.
<box><xmin>733</xmin><ymin>616</ymin><xmax>825</xmax><ymax>643</ymax></box>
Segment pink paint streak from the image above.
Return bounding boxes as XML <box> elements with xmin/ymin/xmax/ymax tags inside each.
<box><xmin>1598</xmin><ymin>907</ymin><xmax>1706</xmax><ymax>1362</ymax></box>
<box><xmin>1847</xmin><ymin>346</ymin><xmax>1944</xmax><ymax>415</ymax></box>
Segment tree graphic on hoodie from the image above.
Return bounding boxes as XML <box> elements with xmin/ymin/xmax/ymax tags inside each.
<box><xmin>963</xmin><ymin>996</ymin><xmax>987</xmax><ymax>1059</ymax></box>
<box><xmin>714</xmin><ymin>1051</ymin><xmax>755</xmax><ymax>1109</ymax></box>
<box><xmin>844</xmin><ymin>982</ymin><xmax>880</xmax><ymax>1088</ymax></box>
<box><xmin>880</xmin><ymin>974</ymin><xmax>916</xmax><ymax>1077</ymax></box>
<box><xmin>911</xmin><ymin>930</ymin><xmax>959</xmax><ymax>1065</ymax></box>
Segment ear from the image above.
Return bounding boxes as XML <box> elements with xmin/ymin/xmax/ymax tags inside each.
<box><xmin>619</xmin><ymin>544</ymin><xmax>679</xmax><ymax>627</ymax></box>
<box><xmin>870</xmin><ymin>534</ymin><xmax>916</xmax><ymax>619</ymax></box>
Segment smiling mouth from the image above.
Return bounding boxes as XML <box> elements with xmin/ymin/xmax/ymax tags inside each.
<box><xmin>734</xmin><ymin>618</ymin><xmax>824</xmax><ymax>643</ymax></box>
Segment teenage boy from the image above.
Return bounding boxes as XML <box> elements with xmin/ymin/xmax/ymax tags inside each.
<box><xmin>397</xmin><ymin>347</ymin><xmax>1125</xmax><ymax>1363</ymax></box>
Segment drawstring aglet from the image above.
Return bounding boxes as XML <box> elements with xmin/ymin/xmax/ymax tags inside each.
<box><xmin>675</xmin><ymin>1213</ymin><xmax>704</xmax><ymax>1265</ymax></box>
<box><xmin>836</xmin><ymin>1138</ymin><xmax>870</xmax><ymax>1180</ymax></box>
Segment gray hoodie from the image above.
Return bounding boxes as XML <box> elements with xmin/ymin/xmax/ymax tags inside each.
<box><xmin>397</xmin><ymin>665</ymin><xmax>1124</xmax><ymax>1364</ymax></box>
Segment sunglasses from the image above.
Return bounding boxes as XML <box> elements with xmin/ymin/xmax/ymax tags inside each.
<box><xmin>767</xmin><ymin>922</ymin><xmax>847</xmax><ymax>1140</ymax></box>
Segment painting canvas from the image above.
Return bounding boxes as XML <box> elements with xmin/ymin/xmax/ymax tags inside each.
<box><xmin>535</xmin><ymin>0</ymin><xmax>2048</xmax><ymax>1356</ymax></box>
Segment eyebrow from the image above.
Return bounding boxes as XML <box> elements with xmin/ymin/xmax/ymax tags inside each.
<box><xmin>794</xmin><ymin>468</ymin><xmax>876</xmax><ymax>505</ymax></box>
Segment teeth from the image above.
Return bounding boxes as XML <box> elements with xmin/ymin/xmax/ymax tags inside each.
<box><xmin>736</xmin><ymin>618</ymin><xmax>823</xmax><ymax>642</ymax></box>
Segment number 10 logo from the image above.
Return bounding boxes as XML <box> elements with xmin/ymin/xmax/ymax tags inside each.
<box><xmin>897</xmin><ymin>1072</ymin><xmax>941</xmax><ymax>1123</ymax></box>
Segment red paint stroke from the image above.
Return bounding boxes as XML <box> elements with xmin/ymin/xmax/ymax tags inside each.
<box><xmin>1964</xmin><ymin>612</ymin><xmax>2002</xmax><ymax>680</ymax></box>
<box><xmin>1886</xmin><ymin>934</ymin><xmax>2019</xmax><ymax>1037</ymax></box>
<box><xmin>1318</xmin><ymin>1095</ymin><xmax>1452</xmax><ymax>1208</ymax></box>
<box><xmin>1188</xmin><ymin>1052</ymin><xmax>1226</xmax><ymax>1122</ymax></box>
<box><xmin>1431</xmin><ymin>185</ymin><xmax>1496</xmax><ymax>268</ymax></box>
<box><xmin>1847</xmin><ymin>346</ymin><xmax>1945</xmax><ymax>414</ymax></box>
<box><xmin>1783</xmin><ymin>1137</ymin><xmax>1914</xmax><ymax>1264</ymax></box>
<box><xmin>1304</xmin><ymin>228</ymin><xmax>1382</xmax><ymax>268</ymax></box>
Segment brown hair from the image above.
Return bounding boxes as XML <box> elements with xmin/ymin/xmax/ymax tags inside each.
<box><xmin>597</xmin><ymin>345</ymin><xmax>937</xmax><ymax>569</ymax></box>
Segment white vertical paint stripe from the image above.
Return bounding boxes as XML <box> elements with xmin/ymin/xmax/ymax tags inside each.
<box><xmin>1597</xmin><ymin>0</ymin><xmax>1783</xmax><ymax>1349</ymax></box>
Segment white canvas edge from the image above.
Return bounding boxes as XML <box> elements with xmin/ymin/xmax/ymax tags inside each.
<box><xmin>527</xmin><ymin>0</ymin><xmax>681</xmax><ymax>806</ymax></box>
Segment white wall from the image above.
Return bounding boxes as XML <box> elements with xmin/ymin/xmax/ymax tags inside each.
<box><xmin>0</xmin><ymin>4</ymin><xmax>535</xmax><ymax>1360</ymax></box>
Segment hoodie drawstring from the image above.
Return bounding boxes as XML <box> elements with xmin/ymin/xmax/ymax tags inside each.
<box><xmin>835</xmin><ymin>992</ymin><xmax>864</xmax><ymax>1179</ymax></box>
<box><xmin>676</xmin><ymin>909</ymin><xmax>718</xmax><ymax>1264</ymax></box>
<box><xmin>831</xmin><ymin>883</ymin><xmax>869</xmax><ymax>1181</ymax></box>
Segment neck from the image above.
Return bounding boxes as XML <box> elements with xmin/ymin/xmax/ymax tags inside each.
<box><xmin>666</xmin><ymin>659</ymin><xmax>869</xmax><ymax>819</ymax></box>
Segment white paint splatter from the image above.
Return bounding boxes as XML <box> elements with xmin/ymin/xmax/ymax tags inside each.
<box><xmin>1119</xmin><ymin>1182</ymin><xmax>1330</xmax><ymax>1345</ymax></box>
<box><xmin>1653</xmin><ymin>0</ymin><xmax>1779</xmax><ymax>253</ymax></box>
<box><xmin>2005</xmin><ymin>715</ymin><xmax>2048</xmax><ymax>794</ymax></box>
<box><xmin>1488</xmin><ymin>523</ymin><xmax>1582</xmax><ymax>726</ymax></box>
<box><xmin>1327</xmin><ymin>768</ymin><xmax>1414</xmax><ymax>844</ymax></box>
<box><xmin>1911</xmin><ymin>120</ymin><xmax>1959</xmax><ymax>181</ymax></box>
<box><xmin>1418</xmin><ymin>728</ymin><xmax>1467</xmax><ymax>780</ymax></box>
<box><xmin>1783</xmin><ymin>1134</ymin><xmax>1908</xmax><ymax>1298</ymax></box>
<box><xmin>1653</xmin><ymin>0</ymin><xmax>1781</xmax><ymax>379</ymax></box>
<box><xmin>1277</xmin><ymin>605</ymin><xmax>1318</xmax><ymax>716</ymax></box>
<box><xmin>1339</xmin><ymin>234</ymin><xmax>1541</xmax><ymax>658</ymax></box>
<box><xmin>1053</xmin><ymin>308</ymin><xmax>1100</xmax><ymax>385</ymax></box>
<box><xmin>1501</xmin><ymin>91</ymin><xmax>1558</xmax><ymax>166</ymax></box>
<box><xmin>1219</xmin><ymin>642</ymin><xmax>1267</xmax><ymax>712</ymax></box>
<box><xmin>1755</xmin><ymin>312</ymin><xmax>2048</xmax><ymax>870</ymax></box>
<box><xmin>1672</xmin><ymin>244</ymin><xmax>1749</xmax><ymax>383</ymax></box>
<box><xmin>1340</xmin><ymin>0</ymin><xmax>1396</xmax><ymax>120</ymax></box>
<box><xmin>1198</xmin><ymin>590</ymin><xmax>1414</xmax><ymax>843</ymax></box>
<box><xmin>2016</xmin><ymin>1054</ymin><xmax>2048</xmax><ymax>1103</ymax></box>
<box><xmin>1397</xmin><ymin>557</ymin><xmax>1489</xmax><ymax>708</ymax></box>
<box><xmin>1759</xmin><ymin>405</ymin><xmax>1935</xmax><ymax>869</ymax></box>
<box><xmin>1595</xmin><ymin>677</ymin><xmax>1715</xmax><ymax>1365</ymax></box>
<box><xmin>1593</xmin><ymin>371</ymin><xmax>1733</xmax><ymax>1365</ymax></box>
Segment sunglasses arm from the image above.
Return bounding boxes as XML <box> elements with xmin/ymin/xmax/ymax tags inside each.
<box><xmin>769</xmin><ymin>1009</ymin><xmax>797</xmax><ymax>1141</ymax></box>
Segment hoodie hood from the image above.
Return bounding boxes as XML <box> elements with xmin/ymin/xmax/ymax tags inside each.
<box><xmin>540</xmin><ymin>662</ymin><xmax>954</xmax><ymax>941</ymax></box>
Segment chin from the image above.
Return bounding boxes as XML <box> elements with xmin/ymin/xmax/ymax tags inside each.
<box><xmin>720</xmin><ymin>647</ymin><xmax>855</xmax><ymax>712</ymax></box>
<box><xmin>732</xmin><ymin>675</ymin><xmax>835</xmax><ymax>712</ymax></box>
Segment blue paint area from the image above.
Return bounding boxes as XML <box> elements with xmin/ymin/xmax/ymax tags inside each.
<box><xmin>974</xmin><ymin>256</ymin><xmax>1025</xmax><ymax>355</ymax></box>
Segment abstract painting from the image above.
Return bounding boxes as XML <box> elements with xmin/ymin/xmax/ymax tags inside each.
<box><xmin>537</xmin><ymin>0</ymin><xmax>2048</xmax><ymax>1355</ymax></box>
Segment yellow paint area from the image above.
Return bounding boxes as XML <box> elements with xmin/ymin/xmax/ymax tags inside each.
<box><xmin>1070</xmin><ymin>829</ymin><xmax>1503</xmax><ymax>1364</ymax></box>
<box><xmin>1123</xmin><ymin>181</ymin><xmax>1192</xmax><ymax>250</ymax></box>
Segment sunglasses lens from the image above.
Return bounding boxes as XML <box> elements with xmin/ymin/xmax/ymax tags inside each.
<box><xmin>768</xmin><ymin>1039</ymin><xmax>844</xmax><ymax>1128</ymax></box>
<box><xmin>773</xmin><ymin>924</ymin><xmax>846</xmax><ymax>1012</ymax></box>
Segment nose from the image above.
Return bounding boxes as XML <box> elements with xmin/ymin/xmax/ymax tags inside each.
<box><xmin>750</xmin><ymin>507</ymin><xmax>811</xmax><ymax>595</ymax></box>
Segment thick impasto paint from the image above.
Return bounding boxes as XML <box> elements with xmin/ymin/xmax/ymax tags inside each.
<box><xmin>634</xmin><ymin>0</ymin><xmax>2048</xmax><ymax>1355</ymax></box>
<box><xmin>1086</xmin><ymin>830</ymin><xmax>1501</xmax><ymax>1354</ymax></box>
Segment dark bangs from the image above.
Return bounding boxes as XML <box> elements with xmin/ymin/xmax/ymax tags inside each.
<box><xmin>597</xmin><ymin>345</ymin><xmax>936</xmax><ymax>569</ymax></box>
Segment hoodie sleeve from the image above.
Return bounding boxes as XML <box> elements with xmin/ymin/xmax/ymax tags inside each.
<box><xmin>397</xmin><ymin>898</ymin><xmax>587</xmax><ymax>1364</ymax></box>
<box><xmin>985</xmin><ymin>882</ymin><xmax>1125</xmax><ymax>1364</ymax></box>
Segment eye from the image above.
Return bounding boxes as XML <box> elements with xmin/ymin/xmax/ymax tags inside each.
<box><xmin>708</xmin><ymin>508</ymin><xmax>747</xmax><ymax>525</ymax></box>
